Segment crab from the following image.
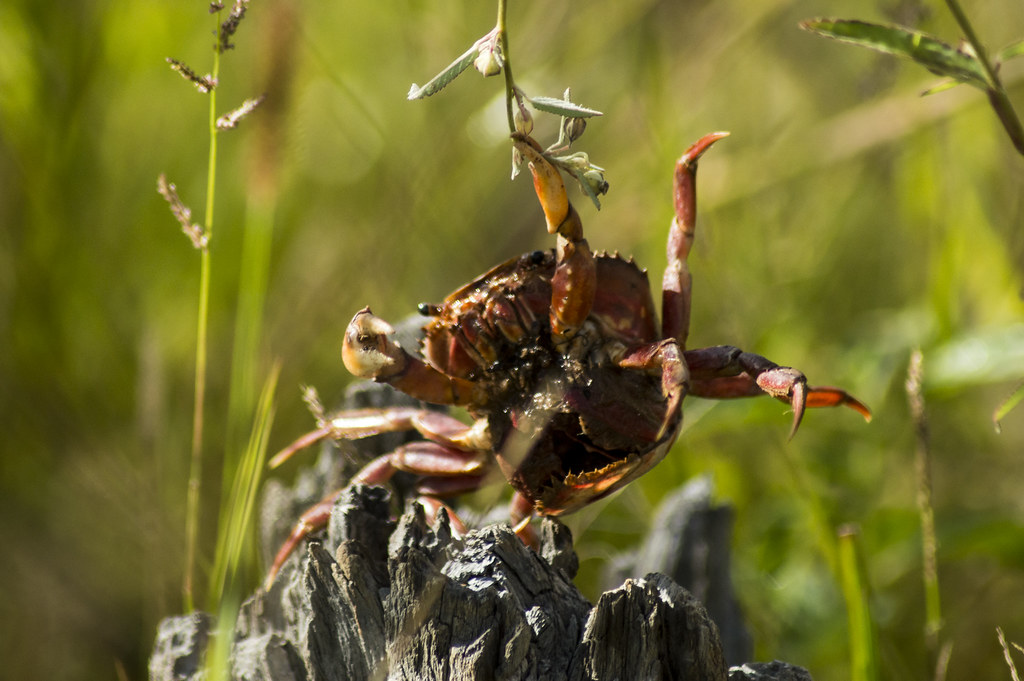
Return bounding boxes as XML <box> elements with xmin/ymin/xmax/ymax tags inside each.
<box><xmin>265</xmin><ymin>131</ymin><xmax>871</xmax><ymax>587</ymax></box>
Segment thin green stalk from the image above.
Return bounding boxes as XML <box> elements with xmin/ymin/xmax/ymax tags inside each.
<box><xmin>496</xmin><ymin>0</ymin><xmax>516</xmax><ymax>133</ymax></box>
<box><xmin>997</xmin><ymin>627</ymin><xmax>1022</xmax><ymax>681</ymax></box>
<box><xmin>183</xmin><ymin>244</ymin><xmax>210</xmax><ymax>614</ymax></box>
<box><xmin>943</xmin><ymin>0</ymin><xmax>1024</xmax><ymax>155</ymax></box>
<box><xmin>906</xmin><ymin>350</ymin><xmax>943</xmax><ymax>667</ymax></box>
<box><xmin>943</xmin><ymin>0</ymin><xmax>999</xmax><ymax>88</ymax></box>
<box><xmin>183</xmin><ymin>20</ymin><xmax>222</xmax><ymax>614</ymax></box>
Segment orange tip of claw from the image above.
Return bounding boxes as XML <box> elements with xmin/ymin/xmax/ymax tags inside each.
<box><xmin>513</xmin><ymin>135</ymin><xmax>569</xmax><ymax>234</ymax></box>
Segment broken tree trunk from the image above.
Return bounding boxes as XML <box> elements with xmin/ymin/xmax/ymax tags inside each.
<box><xmin>150</xmin><ymin>383</ymin><xmax>815</xmax><ymax>681</ymax></box>
<box><xmin>152</xmin><ymin>483</ymin><xmax>813</xmax><ymax>681</ymax></box>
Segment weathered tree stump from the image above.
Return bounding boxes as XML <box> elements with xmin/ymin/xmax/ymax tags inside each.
<box><xmin>152</xmin><ymin>483</ymin><xmax>812</xmax><ymax>681</ymax></box>
<box><xmin>150</xmin><ymin>382</ymin><xmax>815</xmax><ymax>681</ymax></box>
<box><xmin>602</xmin><ymin>475</ymin><xmax>753</xmax><ymax>666</ymax></box>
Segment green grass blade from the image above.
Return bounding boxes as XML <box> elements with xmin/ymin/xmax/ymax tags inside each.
<box><xmin>208</xmin><ymin>363</ymin><xmax>280</xmax><ymax>607</ymax></box>
<box><xmin>205</xmin><ymin>592</ymin><xmax>242</xmax><ymax>681</ymax></box>
<box><xmin>994</xmin><ymin>380</ymin><xmax>1024</xmax><ymax>433</ymax></box>
<box><xmin>838</xmin><ymin>525</ymin><xmax>879</xmax><ymax>681</ymax></box>
<box><xmin>800</xmin><ymin>19</ymin><xmax>988</xmax><ymax>88</ymax></box>
<box><xmin>225</xmin><ymin>197</ymin><xmax>275</xmax><ymax>462</ymax></box>
<box><xmin>997</xmin><ymin>39</ymin><xmax>1024</xmax><ymax>63</ymax></box>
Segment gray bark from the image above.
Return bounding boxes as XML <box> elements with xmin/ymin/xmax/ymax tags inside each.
<box><xmin>154</xmin><ymin>484</ymin><xmax>734</xmax><ymax>681</ymax></box>
<box><xmin>151</xmin><ymin>382</ymin><xmax>814</xmax><ymax>681</ymax></box>
<box><xmin>603</xmin><ymin>475</ymin><xmax>753</xmax><ymax>666</ymax></box>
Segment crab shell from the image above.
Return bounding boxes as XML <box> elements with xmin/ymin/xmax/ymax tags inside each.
<box><xmin>418</xmin><ymin>247</ymin><xmax>679</xmax><ymax>516</ymax></box>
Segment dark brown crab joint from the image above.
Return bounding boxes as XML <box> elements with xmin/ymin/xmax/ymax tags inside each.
<box><xmin>266</xmin><ymin>131</ymin><xmax>871</xmax><ymax>587</ymax></box>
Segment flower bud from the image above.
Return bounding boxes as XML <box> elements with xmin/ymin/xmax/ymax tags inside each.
<box><xmin>557</xmin><ymin>151</ymin><xmax>591</xmax><ymax>173</ymax></box>
<box><xmin>583</xmin><ymin>169</ymin><xmax>609</xmax><ymax>196</ymax></box>
<box><xmin>473</xmin><ymin>45</ymin><xmax>502</xmax><ymax>77</ymax></box>
<box><xmin>563</xmin><ymin>116</ymin><xmax>587</xmax><ymax>143</ymax></box>
<box><xmin>514</xmin><ymin>102</ymin><xmax>534</xmax><ymax>135</ymax></box>
<box><xmin>511</xmin><ymin>146</ymin><xmax>524</xmax><ymax>180</ymax></box>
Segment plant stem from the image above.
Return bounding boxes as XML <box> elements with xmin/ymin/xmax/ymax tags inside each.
<box><xmin>943</xmin><ymin>0</ymin><xmax>1024</xmax><ymax>155</ymax></box>
<box><xmin>943</xmin><ymin>0</ymin><xmax>996</xmax><ymax>87</ymax></box>
<box><xmin>183</xmin><ymin>19</ymin><xmax>221</xmax><ymax>613</ymax></box>
<box><xmin>906</xmin><ymin>350</ymin><xmax>943</xmax><ymax>670</ymax></box>
<box><xmin>496</xmin><ymin>0</ymin><xmax>516</xmax><ymax>133</ymax></box>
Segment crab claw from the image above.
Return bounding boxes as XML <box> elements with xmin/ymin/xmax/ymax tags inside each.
<box><xmin>343</xmin><ymin>308</ymin><xmax>481</xmax><ymax>406</ymax></box>
<box><xmin>788</xmin><ymin>380</ymin><xmax>807</xmax><ymax>440</ymax></box>
<box><xmin>752</xmin><ymin>367</ymin><xmax>808</xmax><ymax>440</ymax></box>
<box><xmin>655</xmin><ymin>343</ymin><xmax>688</xmax><ymax>441</ymax></box>
<box><xmin>614</xmin><ymin>339</ymin><xmax>688</xmax><ymax>441</ymax></box>
<box><xmin>511</xmin><ymin>132</ymin><xmax>584</xmax><ymax>240</ymax></box>
<box><xmin>673</xmin><ymin>131</ymin><xmax>730</xmax><ymax>231</ymax></box>
<box><xmin>511</xmin><ymin>132</ymin><xmax>595</xmax><ymax>344</ymax></box>
<box><xmin>792</xmin><ymin>385</ymin><xmax>872</xmax><ymax>439</ymax></box>
<box><xmin>342</xmin><ymin>307</ymin><xmax>404</xmax><ymax>379</ymax></box>
<box><xmin>680</xmin><ymin>131</ymin><xmax>730</xmax><ymax>165</ymax></box>
<box><xmin>805</xmin><ymin>386</ymin><xmax>872</xmax><ymax>422</ymax></box>
<box><xmin>755</xmin><ymin>367</ymin><xmax>871</xmax><ymax>439</ymax></box>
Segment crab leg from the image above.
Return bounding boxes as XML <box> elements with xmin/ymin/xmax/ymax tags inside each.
<box><xmin>343</xmin><ymin>308</ymin><xmax>484</xmax><ymax>406</ymax></box>
<box><xmin>353</xmin><ymin>440</ymin><xmax>488</xmax><ymax>483</ymax></box>
<box><xmin>510</xmin><ymin>491</ymin><xmax>539</xmax><ymax>548</ymax></box>
<box><xmin>266</xmin><ymin>412</ymin><xmax>490</xmax><ymax>587</ymax></box>
<box><xmin>512</xmin><ymin>133</ymin><xmax>597</xmax><ymax>344</ymax></box>
<box><xmin>615</xmin><ymin>338</ymin><xmax>689</xmax><ymax>439</ymax></box>
<box><xmin>266</xmin><ymin>449</ymin><xmax>480</xmax><ymax>590</ymax></box>
<box><xmin>266</xmin><ymin>495</ymin><xmax>338</xmax><ymax>589</ymax></box>
<box><xmin>269</xmin><ymin>406</ymin><xmax>488</xmax><ymax>469</ymax></box>
<box><xmin>662</xmin><ymin>132</ymin><xmax>730</xmax><ymax>349</ymax></box>
<box><xmin>685</xmin><ymin>345</ymin><xmax>871</xmax><ymax>437</ymax></box>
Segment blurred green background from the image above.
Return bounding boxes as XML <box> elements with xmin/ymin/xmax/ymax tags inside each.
<box><xmin>2</xmin><ymin>1</ymin><xmax>1023</xmax><ymax>679</ymax></box>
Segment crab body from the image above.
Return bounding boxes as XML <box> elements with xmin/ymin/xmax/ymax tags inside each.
<box><xmin>420</xmin><ymin>247</ymin><xmax>674</xmax><ymax>515</ymax></box>
<box><xmin>265</xmin><ymin>132</ymin><xmax>870</xmax><ymax>587</ymax></box>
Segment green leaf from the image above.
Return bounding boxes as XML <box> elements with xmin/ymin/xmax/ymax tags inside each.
<box><xmin>997</xmin><ymin>38</ymin><xmax>1024</xmax><ymax>64</ymax></box>
<box><xmin>528</xmin><ymin>95</ymin><xmax>603</xmax><ymax>118</ymax></box>
<box><xmin>920</xmin><ymin>79</ymin><xmax>961</xmax><ymax>97</ymax></box>
<box><xmin>993</xmin><ymin>380</ymin><xmax>1024</xmax><ymax>433</ymax></box>
<box><xmin>408</xmin><ymin>43</ymin><xmax>478</xmax><ymax>100</ymax></box>
<box><xmin>801</xmin><ymin>18</ymin><xmax>989</xmax><ymax>89</ymax></box>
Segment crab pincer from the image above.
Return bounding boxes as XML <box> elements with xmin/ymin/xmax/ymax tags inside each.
<box><xmin>343</xmin><ymin>307</ymin><xmax>481</xmax><ymax>406</ymax></box>
<box><xmin>512</xmin><ymin>132</ymin><xmax>596</xmax><ymax>344</ymax></box>
<box><xmin>663</xmin><ymin>131</ymin><xmax>730</xmax><ymax>347</ymax></box>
